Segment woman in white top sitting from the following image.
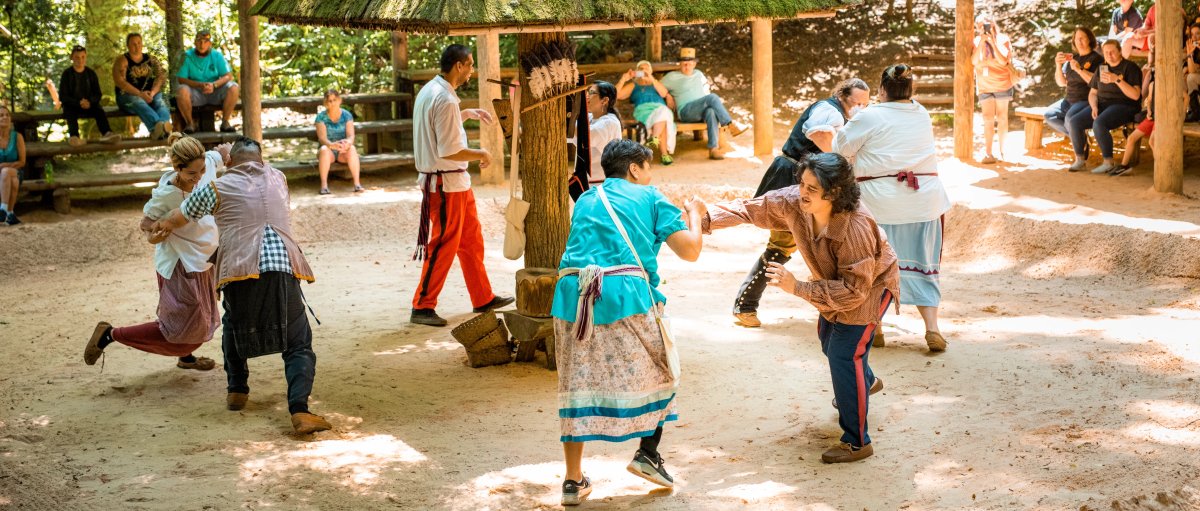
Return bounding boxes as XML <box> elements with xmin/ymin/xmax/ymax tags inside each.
<box><xmin>83</xmin><ymin>133</ymin><xmax>226</xmax><ymax>370</ymax></box>
<box><xmin>616</xmin><ymin>61</ymin><xmax>676</xmax><ymax>165</ymax></box>
<box><xmin>585</xmin><ymin>80</ymin><xmax>623</xmax><ymax>184</ymax></box>
<box><xmin>834</xmin><ymin>63</ymin><xmax>953</xmax><ymax>353</ymax></box>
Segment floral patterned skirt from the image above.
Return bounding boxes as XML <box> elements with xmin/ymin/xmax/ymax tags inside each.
<box><xmin>554</xmin><ymin>308</ymin><xmax>677</xmax><ymax>443</ymax></box>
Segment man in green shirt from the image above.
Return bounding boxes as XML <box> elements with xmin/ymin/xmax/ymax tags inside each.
<box><xmin>660</xmin><ymin>48</ymin><xmax>747</xmax><ymax>160</ymax></box>
<box><xmin>176</xmin><ymin>30</ymin><xmax>239</xmax><ymax>133</ymax></box>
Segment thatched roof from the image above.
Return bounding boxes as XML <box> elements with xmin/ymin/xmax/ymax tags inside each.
<box><xmin>250</xmin><ymin>0</ymin><xmax>855</xmax><ymax>34</ymax></box>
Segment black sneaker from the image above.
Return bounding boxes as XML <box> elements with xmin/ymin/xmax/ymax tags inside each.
<box><xmin>626</xmin><ymin>449</ymin><xmax>674</xmax><ymax>488</ymax></box>
<box><xmin>472</xmin><ymin>295</ymin><xmax>515</xmax><ymax>313</ymax></box>
<box><xmin>561</xmin><ymin>476</ymin><xmax>592</xmax><ymax>506</ymax></box>
<box><xmin>219</xmin><ymin>122</ymin><xmax>237</xmax><ymax>133</ymax></box>
<box><xmin>182</xmin><ymin>123</ymin><xmax>196</xmax><ymax>135</ymax></box>
<box><xmin>6</xmin><ymin>212</ymin><xmax>20</xmax><ymax>225</ymax></box>
<box><xmin>409</xmin><ymin>308</ymin><xmax>448</xmax><ymax>327</ymax></box>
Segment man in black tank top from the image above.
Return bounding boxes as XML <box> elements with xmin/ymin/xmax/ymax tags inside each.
<box><xmin>732</xmin><ymin>79</ymin><xmax>869</xmax><ymax>328</ymax></box>
<box><xmin>114</xmin><ymin>33</ymin><xmax>173</xmax><ymax>140</ymax></box>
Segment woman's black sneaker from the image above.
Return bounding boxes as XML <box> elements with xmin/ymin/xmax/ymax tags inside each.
<box><xmin>627</xmin><ymin>449</ymin><xmax>674</xmax><ymax>488</ymax></box>
<box><xmin>6</xmin><ymin>212</ymin><xmax>20</xmax><ymax>225</ymax></box>
<box><xmin>561</xmin><ymin>476</ymin><xmax>592</xmax><ymax>506</ymax></box>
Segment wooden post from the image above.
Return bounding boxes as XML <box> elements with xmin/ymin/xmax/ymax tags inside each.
<box><xmin>953</xmin><ymin>0</ymin><xmax>975</xmax><ymax>160</ymax></box>
<box><xmin>751</xmin><ymin>19</ymin><xmax>773</xmax><ymax>156</ymax></box>
<box><xmin>518</xmin><ymin>32</ymin><xmax>571</xmax><ymax>269</ymax></box>
<box><xmin>1153</xmin><ymin>0</ymin><xmax>1184</xmax><ymax>194</ymax></box>
<box><xmin>164</xmin><ymin>0</ymin><xmax>183</xmax><ymax>96</ymax></box>
<box><xmin>645</xmin><ymin>25</ymin><xmax>662</xmax><ymax>61</ymax></box>
<box><xmin>390</xmin><ymin>31</ymin><xmax>409</xmax><ymax>152</ymax></box>
<box><xmin>477</xmin><ymin>31</ymin><xmax>505</xmax><ymax>184</ymax></box>
<box><xmin>237</xmin><ymin>0</ymin><xmax>262</xmax><ymax>141</ymax></box>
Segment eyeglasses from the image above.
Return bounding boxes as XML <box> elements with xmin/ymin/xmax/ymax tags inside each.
<box><xmin>586</xmin><ymin>90</ymin><xmax>599</xmax><ymax>96</ymax></box>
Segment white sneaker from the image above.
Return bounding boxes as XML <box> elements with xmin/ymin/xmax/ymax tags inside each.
<box><xmin>1068</xmin><ymin>159</ymin><xmax>1087</xmax><ymax>172</ymax></box>
<box><xmin>1090</xmin><ymin>162</ymin><xmax>1115</xmax><ymax>174</ymax></box>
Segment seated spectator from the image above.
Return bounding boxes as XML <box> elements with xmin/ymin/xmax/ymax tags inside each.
<box><xmin>59</xmin><ymin>45</ymin><xmax>121</xmax><ymax>147</ymax></box>
<box><xmin>1066</xmin><ymin>39</ymin><xmax>1142</xmax><ymax>174</ymax></box>
<box><xmin>584</xmin><ymin>81</ymin><xmax>622</xmax><ymax>184</ymax></box>
<box><xmin>1111</xmin><ymin>51</ymin><xmax>1156</xmax><ymax>177</ymax></box>
<box><xmin>1187</xmin><ymin>24</ymin><xmax>1200</xmax><ymax>122</ymax></box>
<box><xmin>1045</xmin><ymin>27</ymin><xmax>1103</xmax><ymax>151</ymax></box>
<box><xmin>660</xmin><ymin>48</ymin><xmax>747</xmax><ymax>160</ymax></box>
<box><xmin>617</xmin><ymin>61</ymin><xmax>676</xmax><ymax>165</ymax></box>
<box><xmin>315</xmin><ymin>90</ymin><xmax>362</xmax><ymax>195</ymax></box>
<box><xmin>0</xmin><ymin>105</ymin><xmax>26</xmax><ymax>225</ymax></box>
<box><xmin>113</xmin><ymin>33</ymin><xmax>173</xmax><ymax>140</ymax></box>
<box><xmin>176</xmin><ymin>30</ymin><xmax>239</xmax><ymax>134</ymax></box>
<box><xmin>1109</xmin><ymin>0</ymin><xmax>1148</xmax><ymax>58</ymax></box>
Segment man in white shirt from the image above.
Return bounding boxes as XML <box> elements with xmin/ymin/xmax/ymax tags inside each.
<box><xmin>660</xmin><ymin>48</ymin><xmax>747</xmax><ymax>160</ymax></box>
<box><xmin>410</xmin><ymin>44</ymin><xmax>513</xmax><ymax>327</ymax></box>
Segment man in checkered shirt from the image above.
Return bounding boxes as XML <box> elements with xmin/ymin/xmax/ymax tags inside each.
<box><xmin>154</xmin><ymin>137</ymin><xmax>330</xmax><ymax>435</ymax></box>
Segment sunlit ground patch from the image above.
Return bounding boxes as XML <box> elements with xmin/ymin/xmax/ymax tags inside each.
<box><xmin>235</xmin><ymin>433</ymin><xmax>427</xmax><ymax>490</ymax></box>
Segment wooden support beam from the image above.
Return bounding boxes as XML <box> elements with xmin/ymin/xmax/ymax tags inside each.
<box><xmin>751</xmin><ymin>19</ymin><xmax>773</xmax><ymax>156</ymax></box>
<box><xmin>446</xmin><ymin>11</ymin><xmax>841</xmax><ymax>36</ymax></box>
<box><xmin>392</xmin><ymin>31</ymin><xmax>409</xmax><ymax>93</ymax></box>
<box><xmin>477</xmin><ymin>32</ymin><xmax>505</xmax><ymax>184</ymax></box>
<box><xmin>645</xmin><ymin>25</ymin><xmax>662</xmax><ymax>61</ymax></box>
<box><xmin>237</xmin><ymin>0</ymin><xmax>263</xmax><ymax>141</ymax></box>
<box><xmin>953</xmin><ymin>0</ymin><xmax>975</xmax><ymax>160</ymax></box>
<box><xmin>1153</xmin><ymin>0</ymin><xmax>1184</xmax><ymax>194</ymax></box>
<box><xmin>164</xmin><ymin>0</ymin><xmax>184</xmax><ymax>96</ymax></box>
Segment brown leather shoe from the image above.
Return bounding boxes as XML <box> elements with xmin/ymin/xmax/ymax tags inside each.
<box><xmin>925</xmin><ymin>331</ymin><xmax>948</xmax><ymax>352</ymax></box>
<box><xmin>177</xmin><ymin>356</ymin><xmax>216</xmax><ymax>371</ymax></box>
<box><xmin>821</xmin><ymin>442</ymin><xmax>873</xmax><ymax>463</ymax></box>
<box><xmin>227</xmin><ymin>392</ymin><xmax>248</xmax><ymax>411</ymax></box>
<box><xmin>872</xmin><ymin>329</ymin><xmax>885</xmax><ymax>347</ymax></box>
<box><xmin>708</xmin><ymin>148</ymin><xmax>726</xmax><ymax>160</ymax></box>
<box><xmin>729</xmin><ymin>122</ymin><xmax>749</xmax><ymax>138</ymax></box>
<box><xmin>291</xmin><ymin>412</ymin><xmax>333</xmax><ymax>434</ymax></box>
<box><xmin>733</xmin><ymin>312</ymin><xmax>761</xmax><ymax>328</ymax></box>
<box><xmin>84</xmin><ymin>322</ymin><xmax>111</xmax><ymax>366</ymax></box>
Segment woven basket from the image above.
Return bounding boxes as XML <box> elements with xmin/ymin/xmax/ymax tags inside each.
<box><xmin>452</xmin><ymin>312</ymin><xmax>513</xmax><ymax>368</ymax></box>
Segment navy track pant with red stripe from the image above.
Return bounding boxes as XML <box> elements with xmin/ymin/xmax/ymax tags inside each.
<box><xmin>817</xmin><ymin>290</ymin><xmax>893</xmax><ymax>448</ymax></box>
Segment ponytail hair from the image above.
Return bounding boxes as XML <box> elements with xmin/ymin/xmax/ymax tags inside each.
<box><xmin>166</xmin><ymin>132</ymin><xmax>205</xmax><ymax>169</ymax></box>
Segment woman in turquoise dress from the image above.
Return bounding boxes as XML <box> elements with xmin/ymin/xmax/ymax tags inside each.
<box><xmin>551</xmin><ymin>139</ymin><xmax>704</xmax><ymax>505</ymax></box>
<box><xmin>617</xmin><ymin>61</ymin><xmax>676</xmax><ymax>165</ymax></box>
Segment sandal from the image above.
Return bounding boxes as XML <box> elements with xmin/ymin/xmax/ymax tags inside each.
<box><xmin>177</xmin><ymin>356</ymin><xmax>216</xmax><ymax>371</ymax></box>
<box><xmin>318</xmin><ymin>188</ymin><xmax>331</xmax><ymax>195</ymax></box>
<box><xmin>353</xmin><ymin>185</ymin><xmax>365</xmax><ymax>194</ymax></box>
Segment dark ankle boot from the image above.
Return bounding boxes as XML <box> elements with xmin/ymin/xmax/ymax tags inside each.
<box><xmin>733</xmin><ymin>248</ymin><xmax>791</xmax><ymax>315</ymax></box>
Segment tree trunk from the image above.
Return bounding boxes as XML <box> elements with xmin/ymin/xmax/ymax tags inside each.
<box><xmin>953</xmin><ymin>0</ymin><xmax>975</xmax><ymax>160</ymax></box>
<box><xmin>85</xmin><ymin>0</ymin><xmax>122</xmax><ymax>102</ymax></box>
<box><xmin>237</xmin><ymin>0</ymin><xmax>262</xmax><ymax>141</ymax></box>
<box><xmin>886</xmin><ymin>0</ymin><xmax>896</xmax><ymax>18</ymax></box>
<box><xmin>518</xmin><ymin>32</ymin><xmax>571</xmax><ymax>270</ymax></box>
<box><xmin>1153</xmin><ymin>0</ymin><xmax>1184</xmax><ymax>194</ymax></box>
<box><xmin>905</xmin><ymin>0</ymin><xmax>915</xmax><ymax>25</ymax></box>
<box><xmin>165</xmin><ymin>0</ymin><xmax>184</xmax><ymax>96</ymax></box>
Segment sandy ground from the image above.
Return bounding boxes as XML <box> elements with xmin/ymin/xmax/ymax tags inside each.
<box><xmin>3</xmin><ymin>122</ymin><xmax>1200</xmax><ymax>510</ymax></box>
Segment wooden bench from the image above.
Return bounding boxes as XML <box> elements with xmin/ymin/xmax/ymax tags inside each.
<box><xmin>24</xmin><ymin>119</ymin><xmax>413</xmax><ymax>158</ymax></box>
<box><xmin>1184</xmin><ymin>124</ymin><xmax>1200</xmax><ymax>139</ymax></box>
<box><xmin>23</xmin><ymin>152</ymin><xmax>416</xmax><ymax>213</ymax></box>
<box><xmin>1015</xmin><ymin>105</ymin><xmax>1140</xmax><ymax>160</ymax></box>
<box><xmin>621</xmin><ymin>118</ymin><xmax>708</xmax><ymax>144</ymax></box>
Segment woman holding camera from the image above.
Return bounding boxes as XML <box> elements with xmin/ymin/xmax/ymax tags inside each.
<box><xmin>1045</xmin><ymin>27</ymin><xmax>1103</xmax><ymax>156</ymax></box>
<box><xmin>972</xmin><ymin>15</ymin><xmax>1016</xmax><ymax>164</ymax></box>
<box><xmin>617</xmin><ymin>61</ymin><xmax>676</xmax><ymax>165</ymax></box>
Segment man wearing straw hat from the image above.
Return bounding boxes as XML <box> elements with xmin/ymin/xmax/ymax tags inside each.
<box><xmin>409</xmin><ymin>43</ymin><xmax>513</xmax><ymax>327</ymax></box>
<box><xmin>660</xmin><ymin>47</ymin><xmax>747</xmax><ymax>160</ymax></box>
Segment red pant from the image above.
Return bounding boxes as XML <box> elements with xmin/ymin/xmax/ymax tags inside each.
<box><xmin>412</xmin><ymin>188</ymin><xmax>495</xmax><ymax>310</ymax></box>
<box><xmin>111</xmin><ymin>322</ymin><xmax>201</xmax><ymax>357</ymax></box>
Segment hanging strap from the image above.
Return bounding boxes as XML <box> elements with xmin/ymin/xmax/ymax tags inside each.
<box><xmin>559</xmin><ymin>264</ymin><xmax>646</xmax><ymax>341</ymax></box>
<box><xmin>595</xmin><ymin>185</ymin><xmax>662</xmax><ymax>322</ymax></box>
<box><xmin>508</xmin><ymin>83</ymin><xmax>522</xmax><ymax>200</ymax></box>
